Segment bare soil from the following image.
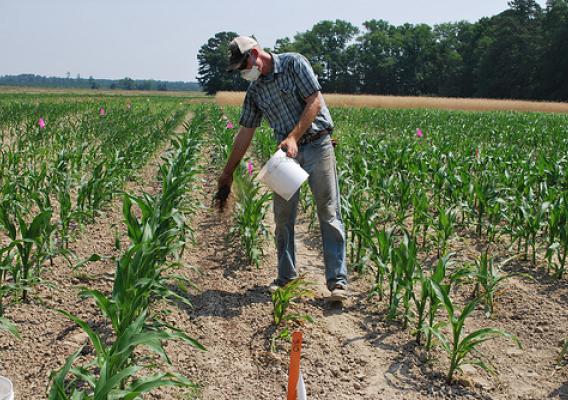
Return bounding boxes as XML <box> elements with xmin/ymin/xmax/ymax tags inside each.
<box><xmin>1</xmin><ymin>119</ymin><xmax>567</xmax><ymax>399</ymax></box>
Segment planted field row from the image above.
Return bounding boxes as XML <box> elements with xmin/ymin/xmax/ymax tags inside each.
<box><xmin>0</xmin><ymin>94</ymin><xmax>187</xmax><ymax>332</ymax></box>
<box><xmin>220</xmin><ymin>104</ymin><xmax>568</xmax><ymax>382</ymax></box>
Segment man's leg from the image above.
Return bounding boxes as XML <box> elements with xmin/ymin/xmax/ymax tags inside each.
<box><xmin>273</xmin><ymin>190</ymin><xmax>300</xmax><ymax>286</ymax></box>
<box><xmin>300</xmin><ymin>135</ymin><xmax>348</xmax><ymax>291</ymax></box>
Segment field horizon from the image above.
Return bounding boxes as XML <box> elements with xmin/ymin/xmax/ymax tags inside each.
<box><xmin>216</xmin><ymin>91</ymin><xmax>568</xmax><ymax>113</ymax></box>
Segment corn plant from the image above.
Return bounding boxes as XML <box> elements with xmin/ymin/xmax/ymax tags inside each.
<box><xmin>49</xmin><ymin>112</ymin><xmax>205</xmax><ymax>399</ymax></box>
<box><xmin>368</xmin><ymin>226</ymin><xmax>394</xmax><ymax>300</ymax></box>
<box><xmin>511</xmin><ymin>198</ymin><xmax>550</xmax><ymax>266</ymax></box>
<box><xmin>435</xmin><ymin>205</ymin><xmax>456</xmax><ymax>257</ymax></box>
<box><xmin>429</xmin><ymin>282</ymin><xmax>522</xmax><ymax>383</ymax></box>
<box><xmin>0</xmin><ymin>206</ymin><xmax>55</xmax><ymax>302</ymax></box>
<box><xmin>412</xmin><ymin>188</ymin><xmax>431</xmax><ymax>248</ymax></box>
<box><xmin>387</xmin><ymin>235</ymin><xmax>419</xmax><ymax>329</ymax></box>
<box><xmin>466</xmin><ymin>251</ymin><xmax>528</xmax><ymax>318</ymax></box>
<box><xmin>0</xmin><ymin>316</ymin><xmax>20</xmax><ymax>339</ymax></box>
<box><xmin>414</xmin><ymin>255</ymin><xmax>452</xmax><ymax>346</ymax></box>
<box><xmin>271</xmin><ymin>277</ymin><xmax>314</xmax><ymax>351</ymax></box>
<box><xmin>49</xmin><ymin>310</ymin><xmax>200</xmax><ymax>399</ymax></box>
<box><xmin>230</xmin><ymin>161</ymin><xmax>271</xmax><ymax>268</ymax></box>
<box><xmin>546</xmin><ymin>195</ymin><xmax>567</xmax><ymax>278</ymax></box>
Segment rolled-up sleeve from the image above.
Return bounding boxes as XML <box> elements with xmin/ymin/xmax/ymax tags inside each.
<box><xmin>239</xmin><ymin>90</ymin><xmax>263</xmax><ymax>128</ymax></box>
<box><xmin>293</xmin><ymin>55</ymin><xmax>322</xmax><ymax>99</ymax></box>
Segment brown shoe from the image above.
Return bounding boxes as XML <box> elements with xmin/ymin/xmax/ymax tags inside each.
<box><xmin>328</xmin><ymin>284</ymin><xmax>348</xmax><ymax>302</ymax></box>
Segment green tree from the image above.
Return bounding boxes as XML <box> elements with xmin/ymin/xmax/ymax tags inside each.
<box><xmin>197</xmin><ymin>31</ymin><xmax>248</xmax><ymax>95</ymax></box>
<box><xmin>538</xmin><ymin>0</ymin><xmax>568</xmax><ymax>99</ymax></box>
<box><xmin>291</xmin><ymin>20</ymin><xmax>359</xmax><ymax>92</ymax></box>
<box><xmin>475</xmin><ymin>1</ymin><xmax>543</xmax><ymax>98</ymax></box>
<box><xmin>356</xmin><ymin>19</ymin><xmax>398</xmax><ymax>94</ymax></box>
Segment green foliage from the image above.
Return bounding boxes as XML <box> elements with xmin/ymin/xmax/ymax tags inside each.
<box><xmin>198</xmin><ymin>1</ymin><xmax>568</xmax><ymax>100</ymax></box>
<box><xmin>271</xmin><ymin>277</ymin><xmax>315</xmax><ymax>351</ymax></box>
<box><xmin>47</xmin><ymin>103</ymin><xmax>207</xmax><ymax>399</ymax></box>
<box><xmin>196</xmin><ymin>31</ymin><xmax>249</xmax><ymax>95</ymax></box>
<box><xmin>429</xmin><ymin>282</ymin><xmax>522</xmax><ymax>383</ymax></box>
<box><xmin>231</xmin><ymin>161</ymin><xmax>271</xmax><ymax>268</ymax></box>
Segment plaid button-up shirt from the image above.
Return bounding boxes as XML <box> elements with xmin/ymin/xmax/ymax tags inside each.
<box><xmin>239</xmin><ymin>52</ymin><xmax>333</xmax><ymax>143</ymax></box>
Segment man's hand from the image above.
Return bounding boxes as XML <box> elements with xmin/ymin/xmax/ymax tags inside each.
<box><xmin>278</xmin><ymin>136</ymin><xmax>299</xmax><ymax>158</ymax></box>
<box><xmin>214</xmin><ymin>171</ymin><xmax>233</xmax><ymax>211</ymax></box>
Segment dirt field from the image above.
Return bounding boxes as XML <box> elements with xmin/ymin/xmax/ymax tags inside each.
<box><xmin>0</xmin><ymin>114</ymin><xmax>566</xmax><ymax>399</ymax></box>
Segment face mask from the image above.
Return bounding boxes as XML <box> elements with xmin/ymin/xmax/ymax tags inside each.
<box><xmin>240</xmin><ymin>65</ymin><xmax>261</xmax><ymax>81</ymax></box>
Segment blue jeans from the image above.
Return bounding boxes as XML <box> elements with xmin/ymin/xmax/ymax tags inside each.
<box><xmin>273</xmin><ymin>134</ymin><xmax>348</xmax><ymax>291</ymax></box>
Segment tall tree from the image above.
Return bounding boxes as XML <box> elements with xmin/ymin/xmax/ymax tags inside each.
<box><xmin>356</xmin><ymin>19</ymin><xmax>398</xmax><ymax>94</ymax></box>
<box><xmin>292</xmin><ymin>20</ymin><xmax>359</xmax><ymax>92</ymax></box>
<box><xmin>475</xmin><ymin>1</ymin><xmax>543</xmax><ymax>98</ymax></box>
<box><xmin>538</xmin><ymin>0</ymin><xmax>568</xmax><ymax>99</ymax></box>
<box><xmin>197</xmin><ymin>32</ymin><xmax>248</xmax><ymax>95</ymax></box>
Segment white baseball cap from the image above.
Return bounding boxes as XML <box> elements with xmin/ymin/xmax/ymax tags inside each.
<box><xmin>227</xmin><ymin>36</ymin><xmax>259</xmax><ymax>71</ymax></box>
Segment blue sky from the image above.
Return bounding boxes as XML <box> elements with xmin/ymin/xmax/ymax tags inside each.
<box><xmin>0</xmin><ymin>0</ymin><xmax>546</xmax><ymax>82</ymax></box>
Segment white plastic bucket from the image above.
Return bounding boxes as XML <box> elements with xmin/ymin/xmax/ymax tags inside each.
<box><xmin>0</xmin><ymin>376</ymin><xmax>13</xmax><ymax>400</ymax></box>
<box><xmin>258</xmin><ymin>150</ymin><xmax>309</xmax><ymax>201</ymax></box>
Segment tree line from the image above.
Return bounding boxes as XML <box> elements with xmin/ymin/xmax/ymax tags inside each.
<box><xmin>0</xmin><ymin>74</ymin><xmax>201</xmax><ymax>92</ymax></box>
<box><xmin>197</xmin><ymin>0</ymin><xmax>568</xmax><ymax>101</ymax></box>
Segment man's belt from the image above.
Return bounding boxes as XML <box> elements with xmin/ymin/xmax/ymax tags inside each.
<box><xmin>298</xmin><ymin>129</ymin><xmax>332</xmax><ymax>145</ymax></box>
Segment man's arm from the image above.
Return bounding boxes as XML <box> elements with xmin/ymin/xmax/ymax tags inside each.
<box><xmin>221</xmin><ymin>126</ymin><xmax>256</xmax><ymax>177</ymax></box>
<box><xmin>215</xmin><ymin>126</ymin><xmax>256</xmax><ymax>210</ymax></box>
<box><xmin>278</xmin><ymin>91</ymin><xmax>322</xmax><ymax>158</ymax></box>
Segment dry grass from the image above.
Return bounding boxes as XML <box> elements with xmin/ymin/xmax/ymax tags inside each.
<box><xmin>216</xmin><ymin>91</ymin><xmax>568</xmax><ymax>113</ymax></box>
<box><xmin>0</xmin><ymin>85</ymin><xmax>211</xmax><ymax>99</ymax></box>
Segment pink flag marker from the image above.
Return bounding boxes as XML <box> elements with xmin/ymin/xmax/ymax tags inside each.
<box><xmin>416</xmin><ymin>128</ymin><xmax>423</xmax><ymax>138</ymax></box>
<box><xmin>99</xmin><ymin>107</ymin><xmax>106</xmax><ymax>116</ymax></box>
<box><xmin>247</xmin><ymin>160</ymin><xmax>253</xmax><ymax>176</ymax></box>
<box><xmin>226</xmin><ymin>121</ymin><xmax>234</xmax><ymax>129</ymax></box>
<box><xmin>38</xmin><ymin>118</ymin><xmax>46</xmax><ymax>129</ymax></box>
<box><xmin>127</xmin><ymin>102</ymin><xmax>131</xmax><ymax>109</ymax></box>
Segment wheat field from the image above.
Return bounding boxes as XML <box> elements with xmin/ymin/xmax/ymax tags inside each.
<box><xmin>216</xmin><ymin>91</ymin><xmax>568</xmax><ymax>113</ymax></box>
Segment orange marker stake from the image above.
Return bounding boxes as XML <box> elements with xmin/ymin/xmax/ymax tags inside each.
<box><xmin>287</xmin><ymin>331</ymin><xmax>303</xmax><ymax>400</ymax></box>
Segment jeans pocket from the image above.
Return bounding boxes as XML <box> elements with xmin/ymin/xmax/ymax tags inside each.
<box><xmin>309</xmin><ymin>133</ymin><xmax>332</xmax><ymax>149</ymax></box>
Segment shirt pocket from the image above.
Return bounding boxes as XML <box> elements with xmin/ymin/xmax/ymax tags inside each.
<box><xmin>276</xmin><ymin>78</ymin><xmax>302</xmax><ymax>114</ymax></box>
<box><xmin>255</xmin><ymin>97</ymin><xmax>273</xmax><ymax>121</ymax></box>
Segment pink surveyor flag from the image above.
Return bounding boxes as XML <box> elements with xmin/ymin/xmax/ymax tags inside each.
<box><xmin>416</xmin><ymin>128</ymin><xmax>423</xmax><ymax>138</ymax></box>
<box><xmin>99</xmin><ymin>107</ymin><xmax>106</xmax><ymax>116</ymax></box>
<box><xmin>226</xmin><ymin>121</ymin><xmax>234</xmax><ymax>129</ymax></box>
<box><xmin>38</xmin><ymin>118</ymin><xmax>46</xmax><ymax>129</ymax></box>
<box><xmin>247</xmin><ymin>161</ymin><xmax>253</xmax><ymax>176</ymax></box>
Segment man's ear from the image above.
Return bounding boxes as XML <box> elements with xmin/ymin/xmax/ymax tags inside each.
<box><xmin>250</xmin><ymin>48</ymin><xmax>259</xmax><ymax>57</ymax></box>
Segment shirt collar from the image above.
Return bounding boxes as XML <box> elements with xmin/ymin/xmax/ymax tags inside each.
<box><xmin>259</xmin><ymin>53</ymin><xmax>281</xmax><ymax>82</ymax></box>
<box><xmin>271</xmin><ymin>53</ymin><xmax>282</xmax><ymax>74</ymax></box>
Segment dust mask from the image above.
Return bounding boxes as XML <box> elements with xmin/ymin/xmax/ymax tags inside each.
<box><xmin>240</xmin><ymin>65</ymin><xmax>261</xmax><ymax>81</ymax></box>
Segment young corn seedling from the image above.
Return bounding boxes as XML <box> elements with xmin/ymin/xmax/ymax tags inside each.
<box><xmin>546</xmin><ymin>195</ymin><xmax>567</xmax><ymax>278</ymax></box>
<box><xmin>412</xmin><ymin>189</ymin><xmax>430</xmax><ymax>248</ymax></box>
<box><xmin>271</xmin><ymin>277</ymin><xmax>314</xmax><ymax>351</ymax></box>
<box><xmin>50</xmin><ymin>121</ymin><xmax>205</xmax><ymax>399</ymax></box>
<box><xmin>368</xmin><ymin>226</ymin><xmax>394</xmax><ymax>300</ymax></box>
<box><xmin>231</xmin><ymin>161</ymin><xmax>271</xmax><ymax>268</ymax></box>
<box><xmin>515</xmin><ymin>198</ymin><xmax>550</xmax><ymax>266</ymax></box>
<box><xmin>436</xmin><ymin>205</ymin><xmax>456</xmax><ymax>257</ymax></box>
<box><xmin>387</xmin><ymin>235</ymin><xmax>418</xmax><ymax>329</ymax></box>
<box><xmin>429</xmin><ymin>282</ymin><xmax>522</xmax><ymax>384</ymax></box>
<box><xmin>468</xmin><ymin>251</ymin><xmax>528</xmax><ymax>318</ymax></box>
<box><xmin>49</xmin><ymin>309</ymin><xmax>201</xmax><ymax>399</ymax></box>
<box><xmin>0</xmin><ymin>206</ymin><xmax>55</xmax><ymax>302</ymax></box>
<box><xmin>414</xmin><ymin>255</ymin><xmax>452</xmax><ymax>346</ymax></box>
